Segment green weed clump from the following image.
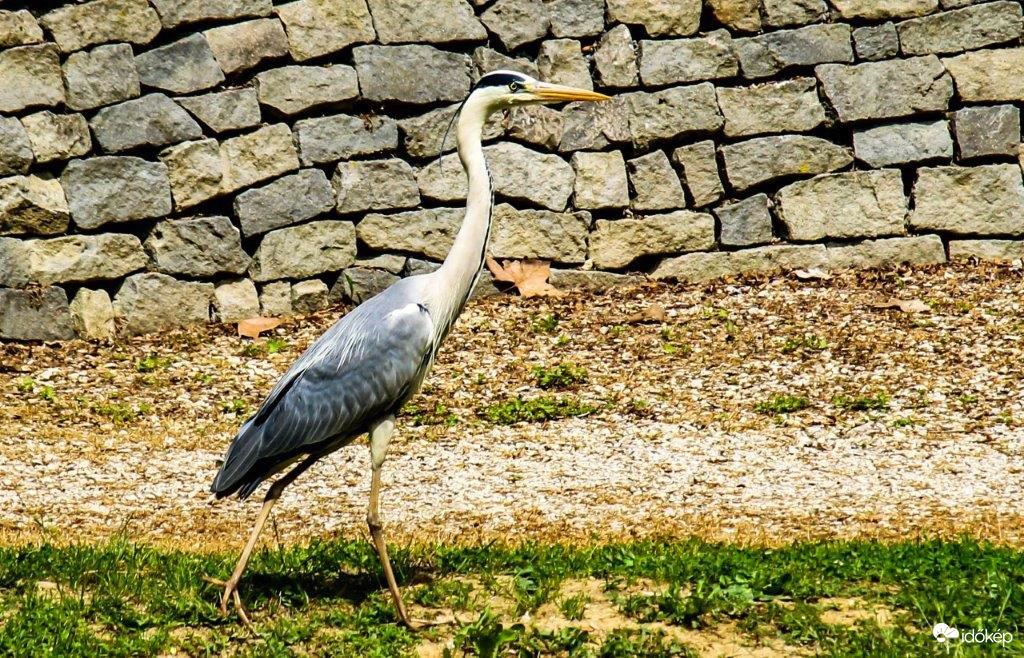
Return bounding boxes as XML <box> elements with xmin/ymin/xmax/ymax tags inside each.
<box><xmin>93</xmin><ymin>401</ymin><xmax>149</xmax><ymax>424</ymax></box>
<box><xmin>532</xmin><ymin>362</ymin><xmax>588</xmax><ymax>390</ymax></box>
<box><xmin>221</xmin><ymin>399</ymin><xmax>249</xmax><ymax>415</ymax></box>
<box><xmin>560</xmin><ymin>593</ymin><xmax>588</xmax><ymax>620</ymax></box>
<box><xmin>755</xmin><ymin>394</ymin><xmax>810</xmax><ymax>414</ymax></box>
<box><xmin>781</xmin><ymin>334</ymin><xmax>828</xmax><ymax>353</ymax></box>
<box><xmin>481</xmin><ymin>395</ymin><xmax>597</xmax><ymax>424</ymax></box>
<box><xmin>834</xmin><ymin>393</ymin><xmax>890</xmax><ymax>412</ymax></box>
<box><xmin>401</xmin><ymin>402</ymin><xmax>458</xmax><ymax>427</ymax></box>
<box><xmin>531</xmin><ymin>313</ymin><xmax>560</xmax><ymax>334</ymax></box>
<box><xmin>136</xmin><ymin>354</ymin><xmax>172</xmax><ymax>373</ymax></box>
<box><xmin>240</xmin><ymin>338</ymin><xmax>289</xmax><ymax>357</ymax></box>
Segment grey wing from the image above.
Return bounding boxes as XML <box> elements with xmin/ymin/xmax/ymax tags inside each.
<box><xmin>211</xmin><ymin>287</ymin><xmax>434</xmax><ymax>498</ymax></box>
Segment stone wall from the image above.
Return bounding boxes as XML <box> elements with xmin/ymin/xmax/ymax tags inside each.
<box><xmin>1</xmin><ymin>0</ymin><xmax>1024</xmax><ymax>340</ymax></box>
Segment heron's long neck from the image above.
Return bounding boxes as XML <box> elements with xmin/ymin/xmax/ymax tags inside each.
<box><xmin>436</xmin><ymin>104</ymin><xmax>492</xmax><ymax>321</ymax></box>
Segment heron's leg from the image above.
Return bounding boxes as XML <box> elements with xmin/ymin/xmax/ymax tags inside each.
<box><xmin>366</xmin><ymin>416</ymin><xmax>413</xmax><ymax>627</ymax></box>
<box><xmin>218</xmin><ymin>453</ymin><xmax>321</xmax><ymax>623</ymax></box>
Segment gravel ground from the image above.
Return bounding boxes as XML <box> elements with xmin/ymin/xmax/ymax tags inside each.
<box><xmin>1</xmin><ymin>262</ymin><xmax>1023</xmax><ymax>549</ymax></box>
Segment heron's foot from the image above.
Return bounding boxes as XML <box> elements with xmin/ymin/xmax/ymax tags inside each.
<box><xmin>203</xmin><ymin>575</ymin><xmax>252</xmax><ymax>626</ymax></box>
<box><xmin>393</xmin><ymin>598</ymin><xmax>416</xmax><ymax>630</ymax></box>
<box><xmin>409</xmin><ymin>612</ymin><xmax>458</xmax><ymax>629</ymax></box>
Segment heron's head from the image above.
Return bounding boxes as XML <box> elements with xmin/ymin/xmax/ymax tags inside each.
<box><xmin>468</xmin><ymin>70</ymin><xmax>610</xmax><ymax>118</ymax></box>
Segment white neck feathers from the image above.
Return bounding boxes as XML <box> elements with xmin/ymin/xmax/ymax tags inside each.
<box><xmin>432</xmin><ymin>95</ymin><xmax>494</xmax><ymax>328</ymax></box>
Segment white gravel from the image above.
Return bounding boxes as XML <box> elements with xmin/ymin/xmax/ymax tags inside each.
<box><xmin>2</xmin><ymin>416</ymin><xmax>1021</xmax><ymax>548</ymax></box>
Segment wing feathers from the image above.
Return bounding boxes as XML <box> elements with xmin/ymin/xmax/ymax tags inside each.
<box><xmin>211</xmin><ymin>289</ymin><xmax>434</xmax><ymax>498</ymax></box>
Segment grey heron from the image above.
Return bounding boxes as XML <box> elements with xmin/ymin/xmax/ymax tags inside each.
<box><xmin>209</xmin><ymin>70</ymin><xmax>610</xmax><ymax>627</ymax></box>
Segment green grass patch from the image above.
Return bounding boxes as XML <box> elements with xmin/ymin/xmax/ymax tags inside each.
<box><xmin>531</xmin><ymin>313</ymin><xmax>560</xmax><ymax>334</ymax></box>
<box><xmin>136</xmin><ymin>354</ymin><xmax>173</xmax><ymax>373</ymax></box>
<box><xmin>782</xmin><ymin>334</ymin><xmax>828</xmax><ymax>353</ymax></box>
<box><xmin>560</xmin><ymin>592</ymin><xmax>588</xmax><ymax>620</ymax></box>
<box><xmin>400</xmin><ymin>402</ymin><xmax>459</xmax><ymax>427</ymax></box>
<box><xmin>755</xmin><ymin>394</ymin><xmax>810</xmax><ymax>414</ymax></box>
<box><xmin>13</xmin><ymin>378</ymin><xmax>56</xmax><ymax>402</ymax></box>
<box><xmin>241</xmin><ymin>338</ymin><xmax>291</xmax><ymax>358</ymax></box>
<box><xmin>221</xmin><ymin>399</ymin><xmax>249</xmax><ymax>415</ymax></box>
<box><xmin>92</xmin><ymin>401</ymin><xmax>149</xmax><ymax>424</ymax></box>
<box><xmin>532</xmin><ymin>362</ymin><xmax>588</xmax><ymax>390</ymax></box>
<box><xmin>480</xmin><ymin>395</ymin><xmax>598</xmax><ymax>424</ymax></box>
<box><xmin>0</xmin><ymin>538</ymin><xmax>1021</xmax><ymax>656</ymax></box>
<box><xmin>834</xmin><ymin>393</ymin><xmax>890</xmax><ymax>412</ymax></box>
<box><xmin>266</xmin><ymin>337</ymin><xmax>289</xmax><ymax>354</ymax></box>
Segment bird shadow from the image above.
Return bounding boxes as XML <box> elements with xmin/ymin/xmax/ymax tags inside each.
<box><xmin>227</xmin><ymin>562</ymin><xmax>436</xmax><ymax>608</ymax></box>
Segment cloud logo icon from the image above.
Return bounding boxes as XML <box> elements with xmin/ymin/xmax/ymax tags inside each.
<box><xmin>933</xmin><ymin>623</ymin><xmax>959</xmax><ymax>642</ymax></box>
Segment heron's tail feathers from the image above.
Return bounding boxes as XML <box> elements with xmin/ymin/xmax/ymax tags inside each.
<box><xmin>210</xmin><ymin>419</ymin><xmax>265</xmax><ymax>499</ymax></box>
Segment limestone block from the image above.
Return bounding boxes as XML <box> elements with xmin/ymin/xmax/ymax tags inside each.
<box><xmin>334</xmin><ymin>159</ymin><xmax>420</xmax><ymax>214</ymax></box>
<box><xmin>367</xmin><ymin>0</ymin><xmax>485</xmax><ymax>44</ymax></box>
<box><xmin>489</xmin><ymin>203</ymin><xmax>590</xmax><ymax>263</ymax></box>
<box><xmin>672</xmin><ymin>141</ymin><xmax>725</xmax><ymax>207</ymax></box>
<box><xmin>214</xmin><ymin>278</ymin><xmax>260</xmax><ymax>323</ymax></box>
<box><xmin>0</xmin><ymin>286</ymin><xmax>75</xmax><ymax>341</ymax></box>
<box><xmin>40</xmin><ymin>0</ymin><xmax>160</xmax><ymax>52</ymax></box>
<box><xmin>294</xmin><ymin>114</ymin><xmax>398</xmax><ymax>165</ymax></box>
<box><xmin>62</xmin><ymin>156</ymin><xmax>172</xmax><ymax>229</ymax></box>
<box><xmin>606</xmin><ymin>0</ymin><xmax>701</xmax><ymax>37</ymax></box>
<box><xmin>357</xmin><ymin>208</ymin><xmax>462</xmax><ymax>260</ymax></box>
<box><xmin>590</xmin><ymin>212</ymin><xmax>715</xmax><ymax>269</ymax></box>
<box><xmin>720</xmin><ymin>135</ymin><xmax>853</xmax><ymax>193</ymax></box>
<box><xmin>816</xmin><ymin>56</ymin><xmax>953</xmax><ymax>122</ymax></box>
<box><xmin>639</xmin><ymin>31</ymin><xmax>738</xmax><ymax>86</ymax></box>
<box><xmin>0</xmin><ymin>45</ymin><xmax>64</xmax><ymax>113</ymax></box>
<box><xmin>90</xmin><ymin>94</ymin><xmax>203</xmax><ymax>153</ymax></box>
<box><xmin>62</xmin><ymin>44</ymin><xmax>140</xmax><ymax>111</ymax></box>
<box><xmin>113</xmin><ymin>272</ymin><xmax>214</xmax><ymax>335</ymax></box>
<box><xmin>594</xmin><ymin>25</ymin><xmax>638</xmax><ymax>88</ymax></box>
<box><xmin>570</xmin><ymin>151</ymin><xmax>629</xmax><ymax>210</ymax></box>
<box><xmin>627</xmin><ymin>151</ymin><xmax>686</xmax><ymax>211</ymax></box>
<box><xmin>735</xmin><ymin>24</ymin><xmax>852</xmax><ymax>78</ymax></box>
<box><xmin>255</xmin><ymin>65</ymin><xmax>358</xmax><ymax>115</ymax></box>
<box><xmin>775</xmin><ymin>170</ymin><xmax>908</xmax><ymax>241</ymax></box>
<box><xmin>275</xmin><ymin>0</ymin><xmax>375</xmax><ymax>61</ymax></box>
<box><xmin>910</xmin><ymin>164</ymin><xmax>1024</xmax><ymax>235</ymax></box>
<box><xmin>853</xmin><ymin>121</ymin><xmax>953</xmax><ymax>167</ymax></box>
<box><xmin>145</xmin><ymin>216</ymin><xmax>250</xmax><ymax>277</ymax></box>
<box><xmin>0</xmin><ymin>176</ymin><xmax>70</xmax><ymax>237</ymax></box>
<box><xmin>716</xmin><ymin>194</ymin><xmax>774</xmax><ymax>246</ymax></box>
<box><xmin>19</xmin><ymin>112</ymin><xmax>91</xmax><ymax>164</ymax></box>
<box><xmin>177</xmin><ymin>89</ymin><xmax>261</xmax><ymax>134</ymax></box>
<box><xmin>135</xmin><ymin>34</ymin><xmax>225</xmax><ymax>94</ymax></box>
<box><xmin>70</xmin><ymin>288</ymin><xmax>115</xmax><ymax>339</ymax></box>
<box><xmin>354</xmin><ymin>45</ymin><xmax>471</xmax><ymax>104</ymax></box>
<box><xmin>234</xmin><ymin>169</ymin><xmax>335</xmax><ymax>237</ymax></box>
<box><xmin>716</xmin><ymin>77</ymin><xmax>826</xmax><ymax>137</ymax></box>
<box><xmin>250</xmin><ymin>221</ymin><xmax>357</xmax><ymax>281</ymax></box>
<box><xmin>204</xmin><ymin>18</ymin><xmax>289</xmax><ymax>75</ymax></box>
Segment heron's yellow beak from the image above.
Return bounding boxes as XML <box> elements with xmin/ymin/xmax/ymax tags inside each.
<box><xmin>528</xmin><ymin>82</ymin><xmax>611</xmax><ymax>102</ymax></box>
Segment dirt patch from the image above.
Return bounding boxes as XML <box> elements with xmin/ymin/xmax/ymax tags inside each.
<box><xmin>409</xmin><ymin>577</ymin><xmax>812</xmax><ymax>657</ymax></box>
<box><xmin>818</xmin><ymin>597</ymin><xmax>898</xmax><ymax>628</ymax></box>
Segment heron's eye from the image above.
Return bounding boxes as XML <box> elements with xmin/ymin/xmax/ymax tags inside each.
<box><xmin>508</xmin><ymin>81</ymin><xmax>521</xmax><ymax>92</ymax></box>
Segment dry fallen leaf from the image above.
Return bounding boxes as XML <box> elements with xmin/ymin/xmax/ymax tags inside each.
<box><xmin>486</xmin><ymin>256</ymin><xmax>562</xmax><ymax>298</ymax></box>
<box><xmin>871</xmin><ymin>299</ymin><xmax>931</xmax><ymax>314</ymax></box>
<box><xmin>795</xmin><ymin>268</ymin><xmax>832</xmax><ymax>280</ymax></box>
<box><xmin>237</xmin><ymin>316</ymin><xmax>281</xmax><ymax>339</ymax></box>
<box><xmin>624</xmin><ymin>303</ymin><xmax>667</xmax><ymax>324</ymax></box>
